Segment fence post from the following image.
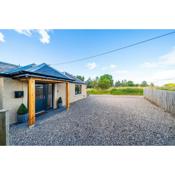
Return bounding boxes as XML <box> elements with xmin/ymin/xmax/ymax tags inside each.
<box><xmin>0</xmin><ymin>109</ymin><xmax>9</xmax><ymax>145</ymax></box>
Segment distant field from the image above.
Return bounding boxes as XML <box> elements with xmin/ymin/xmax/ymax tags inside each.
<box><xmin>87</xmin><ymin>87</ymin><xmax>144</xmax><ymax>95</ymax></box>
<box><xmin>158</xmin><ymin>87</ymin><xmax>175</xmax><ymax>91</ymax></box>
<box><xmin>157</xmin><ymin>83</ymin><xmax>175</xmax><ymax>91</ymax></box>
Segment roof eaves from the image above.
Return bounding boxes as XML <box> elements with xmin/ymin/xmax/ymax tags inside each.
<box><xmin>14</xmin><ymin>71</ymin><xmax>73</xmax><ymax>81</ymax></box>
<box><xmin>12</xmin><ymin>73</ymin><xmax>68</xmax><ymax>81</ymax></box>
<box><xmin>62</xmin><ymin>72</ymin><xmax>76</xmax><ymax>81</ymax></box>
<box><xmin>63</xmin><ymin>72</ymin><xmax>85</xmax><ymax>84</ymax></box>
<box><xmin>0</xmin><ymin>73</ymin><xmax>10</xmax><ymax>77</ymax></box>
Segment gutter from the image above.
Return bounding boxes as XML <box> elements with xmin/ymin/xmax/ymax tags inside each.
<box><xmin>23</xmin><ymin>70</ymin><xmax>74</xmax><ymax>81</ymax></box>
<box><xmin>12</xmin><ymin>72</ymin><xmax>73</xmax><ymax>82</ymax></box>
<box><xmin>0</xmin><ymin>73</ymin><xmax>11</xmax><ymax>77</ymax></box>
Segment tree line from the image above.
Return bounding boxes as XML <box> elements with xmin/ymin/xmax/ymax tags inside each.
<box><xmin>76</xmin><ymin>74</ymin><xmax>150</xmax><ymax>89</ymax></box>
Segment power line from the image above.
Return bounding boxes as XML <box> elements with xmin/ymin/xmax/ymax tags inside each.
<box><xmin>49</xmin><ymin>30</ymin><xmax>175</xmax><ymax>65</ymax></box>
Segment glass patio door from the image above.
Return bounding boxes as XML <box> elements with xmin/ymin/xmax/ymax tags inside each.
<box><xmin>45</xmin><ymin>84</ymin><xmax>53</xmax><ymax>110</ymax></box>
<box><xmin>35</xmin><ymin>83</ymin><xmax>53</xmax><ymax>113</ymax></box>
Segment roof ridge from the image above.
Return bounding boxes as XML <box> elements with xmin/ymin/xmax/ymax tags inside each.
<box><xmin>26</xmin><ymin>63</ymin><xmax>46</xmax><ymax>72</ymax></box>
<box><xmin>46</xmin><ymin>64</ymin><xmax>66</xmax><ymax>75</ymax></box>
<box><xmin>0</xmin><ymin>61</ymin><xmax>19</xmax><ymax>67</ymax></box>
<box><xmin>3</xmin><ymin>63</ymin><xmax>35</xmax><ymax>73</ymax></box>
<box><xmin>25</xmin><ymin>63</ymin><xmax>74</xmax><ymax>81</ymax></box>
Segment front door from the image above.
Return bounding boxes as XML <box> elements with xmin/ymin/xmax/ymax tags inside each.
<box><xmin>35</xmin><ymin>83</ymin><xmax>53</xmax><ymax>113</ymax></box>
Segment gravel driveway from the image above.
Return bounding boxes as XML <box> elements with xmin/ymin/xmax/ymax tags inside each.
<box><xmin>10</xmin><ymin>95</ymin><xmax>175</xmax><ymax>145</ymax></box>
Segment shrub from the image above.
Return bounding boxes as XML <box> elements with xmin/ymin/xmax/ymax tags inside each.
<box><xmin>17</xmin><ymin>103</ymin><xmax>28</xmax><ymax>115</ymax></box>
<box><xmin>57</xmin><ymin>97</ymin><xmax>62</xmax><ymax>104</ymax></box>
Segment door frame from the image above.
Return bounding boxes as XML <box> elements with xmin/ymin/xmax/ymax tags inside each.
<box><xmin>35</xmin><ymin>83</ymin><xmax>54</xmax><ymax>114</ymax></box>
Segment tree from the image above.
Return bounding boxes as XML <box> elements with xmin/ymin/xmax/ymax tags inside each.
<box><xmin>76</xmin><ymin>75</ymin><xmax>85</xmax><ymax>81</ymax></box>
<box><xmin>127</xmin><ymin>80</ymin><xmax>134</xmax><ymax>86</ymax></box>
<box><xmin>121</xmin><ymin>80</ymin><xmax>127</xmax><ymax>86</ymax></box>
<box><xmin>98</xmin><ymin>74</ymin><xmax>113</xmax><ymax>89</ymax></box>
<box><xmin>141</xmin><ymin>81</ymin><xmax>148</xmax><ymax>87</ymax></box>
<box><xmin>92</xmin><ymin>76</ymin><xmax>99</xmax><ymax>88</ymax></box>
<box><xmin>115</xmin><ymin>80</ymin><xmax>121</xmax><ymax>87</ymax></box>
<box><xmin>150</xmin><ymin>82</ymin><xmax>154</xmax><ymax>87</ymax></box>
<box><xmin>86</xmin><ymin>78</ymin><xmax>93</xmax><ymax>88</ymax></box>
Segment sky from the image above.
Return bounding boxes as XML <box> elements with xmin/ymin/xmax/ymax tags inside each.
<box><xmin>0</xmin><ymin>29</ymin><xmax>175</xmax><ymax>85</ymax></box>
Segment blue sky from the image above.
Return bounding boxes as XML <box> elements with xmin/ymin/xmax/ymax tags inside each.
<box><xmin>0</xmin><ymin>29</ymin><xmax>175</xmax><ymax>85</ymax></box>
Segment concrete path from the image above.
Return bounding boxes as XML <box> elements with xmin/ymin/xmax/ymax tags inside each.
<box><xmin>10</xmin><ymin>95</ymin><xmax>175</xmax><ymax>145</ymax></box>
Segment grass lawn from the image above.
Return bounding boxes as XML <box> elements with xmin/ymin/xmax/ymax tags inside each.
<box><xmin>87</xmin><ymin>87</ymin><xmax>144</xmax><ymax>95</ymax></box>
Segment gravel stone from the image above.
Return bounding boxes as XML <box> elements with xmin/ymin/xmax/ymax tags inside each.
<box><xmin>10</xmin><ymin>95</ymin><xmax>175</xmax><ymax>145</ymax></box>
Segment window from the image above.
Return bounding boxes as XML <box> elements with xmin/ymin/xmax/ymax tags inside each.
<box><xmin>75</xmin><ymin>84</ymin><xmax>82</xmax><ymax>95</ymax></box>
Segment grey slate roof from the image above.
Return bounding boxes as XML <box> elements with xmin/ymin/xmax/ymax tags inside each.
<box><xmin>0</xmin><ymin>61</ymin><xmax>19</xmax><ymax>72</ymax></box>
<box><xmin>4</xmin><ymin>64</ymin><xmax>35</xmax><ymax>74</ymax></box>
<box><xmin>63</xmin><ymin>72</ymin><xmax>85</xmax><ymax>84</ymax></box>
<box><xmin>0</xmin><ymin>62</ymin><xmax>74</xmax><ymax>81</ymax></box>
<box><xmin>26</xmin><ymin>63</ymin><xmax>72</xmax><ymax>80</ymax></box>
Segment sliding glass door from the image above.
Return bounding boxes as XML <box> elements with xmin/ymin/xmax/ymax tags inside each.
<box><xmin>46</xmin><ymin>84</ymin><xmax>53</xmax><ymax>110</ymax></box>
<box><xmin>35</xmin><ymin>83</ymin><xmax>53</xmax><ymax>113</ymax></box>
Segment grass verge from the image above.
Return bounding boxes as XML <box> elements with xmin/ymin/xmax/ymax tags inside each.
<box><xmin>87</xmin><ymin>87</ymin><xmax>143</xmax><ymax>95</ymax></box>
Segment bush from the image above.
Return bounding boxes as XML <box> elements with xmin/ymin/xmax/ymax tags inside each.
<box><xmin>17</xmin><ymin>103</ymin><xmax>28</xmax><ymax>115</ymax></box>
<box><xmin>57</xmin><ymin>97</ymin><xmax>62</xmax><ymax>104</ymax></box>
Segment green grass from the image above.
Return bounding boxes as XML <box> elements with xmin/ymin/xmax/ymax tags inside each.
<box><xmin>157</xmin><ymin>83</ymin><xmax>175</xmax><ymax>91</ymax></box>
<box><xmin>87</xmin><ymin>87</ymin><xmax>144</xmax><ymax>95</ymax></box>
<box><xmin>157</xmin><ymin>87</ymin><xmax>175</xmax><ymax>91</ymax></box>
<box><xmin>158</xmin><ymin>87</ymin><xmax>175</xmax><ymax>91</ymax></box>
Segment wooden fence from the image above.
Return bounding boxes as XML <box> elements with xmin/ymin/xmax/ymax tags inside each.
<box><xmin>144</xmin><ymin>88</ymin><xmax>175</xmax><ymax>115</ymax></box>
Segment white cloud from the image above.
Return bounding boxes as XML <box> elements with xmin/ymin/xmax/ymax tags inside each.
<box><xmin>159</xmin><ymin>48</ymin><xmax>175</xmax><ymax>65</ymax></box>
<box><xmin>15</xmin><ymin>29</ymin><xmax>50</xmax><ymax>44</ymax></box>
<box><xmin>112</xmin><ymin>70</ymin><xmax>129</xmax><ymax>81</ymax></box>
<box><xmin>111</xmin><ymin>69</ymin><xmax>151</xmax><ymax>84</ymax></box>
<box><xmin>114</xmin><ymin>70</ymin><xmax>128</xmax><ymax>75</ymax></box>
<box><xmin>142</xmin><ymin>62</ymin><xmax>158</xmax><ymax>68</ymax></box>
<box><xmin>86</xmin><ymin>62</ymin><xmax>96</xmax><ymax>70</ymax></box>
<box><xmin>0</xmin><ymin>32</ymin><xmax>5</xmax><ymax>43</ymax></box>
<box><xmin>151</xmin><ymin>69</ymin><xmax>175</xmax><ymax>81</ymax></box>
<box><xmin>142</xmin><ymin>47</ymin><xmax>175</xmax><ymax>68</ymax></box>
<box><xmin>101</xmin><ymin>66</ymin><xmax>108</xmax><ymax>70</ymax></box>
<box><xmin>37</xmin><ymin>29</ymin><xmax>50</xmax><ymax>44</ymax></box>
<box><xmin>101</xmin><ymin>64</ymin><xmax>117</xmax><ymax>71</ymax></box>
<box><xmin>15</xmin><ymin>29</ymin><xmax>32</xmax><ymax>37</ymax></box>
<box><xmin>110</xmin><ymin>64</ymin><xmax>117</xmax><ymax>69</ymax></box>
<box><xmin>150</xmin><ymin>69</ymin><xmax>175</xmax><ymax>85</ymax></box>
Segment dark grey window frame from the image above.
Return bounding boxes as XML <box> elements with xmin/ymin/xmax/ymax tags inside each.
<box><xmin>75</xmin><ymin>84</ymin><xmax>82</xmax><ymax>95</ymax></box>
